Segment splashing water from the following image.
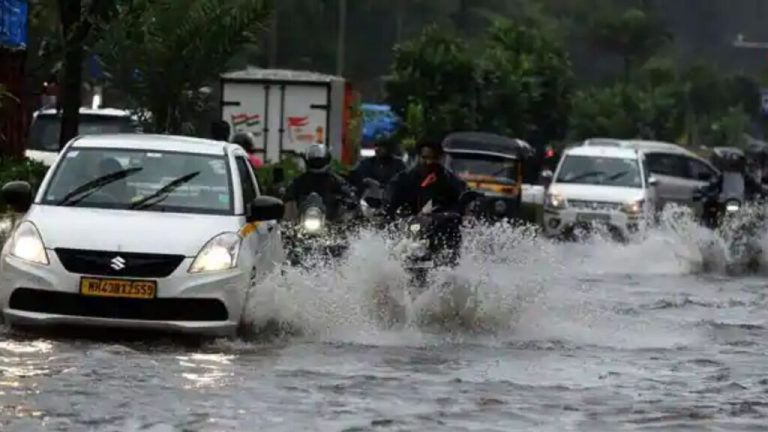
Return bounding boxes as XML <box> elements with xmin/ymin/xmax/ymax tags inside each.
<box><xmin>241</xmin><ymin>213</ymin><xmax>716</xmax><ymax>344</ymax></box>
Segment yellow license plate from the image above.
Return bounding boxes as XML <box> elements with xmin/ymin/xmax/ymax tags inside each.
<box><xmin>80</xmin><ymin>277</ymin><xmax>157</xmax><ymax>300</ymax></box>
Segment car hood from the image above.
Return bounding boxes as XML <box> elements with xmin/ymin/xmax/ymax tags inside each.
<box><xmin>550</xmin><ymin>183</ymin><xmax>645</xmax><ymax>203</ymax></box>
<box><xmin>26</xmin><ymin>206</ymin><xmax>242</xmax><ymax>256</ymax></box>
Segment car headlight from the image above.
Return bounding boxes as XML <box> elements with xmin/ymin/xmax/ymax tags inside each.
<box><xmin>545</xmin><ymin>190</ymin><xmax>567</xmax><ymax>209</ymax></box>
<box><xmin>7</xmin><ymin>221</ymin><xmax>49</xmax><ymax>265</ymax></box>
<box><xmin>302</xmin><ymin>207</ymin><xmax>324</xmax><ymax>232</ymax></box>
<box><xmin>725</xmin><ymin>200</ymin><xmax>741</xmax><ymax>213</ymax></box>
<box><xmin>621</xmin><ymin>199</ymin><xmax>644</xmax><ymax>215</ymax></box>
<box><xmin>188</xmin><ymin>232</ymin><xmax>241</xmax><ymax>273</ymax></box>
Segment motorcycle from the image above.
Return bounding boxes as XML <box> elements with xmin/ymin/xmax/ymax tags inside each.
<box><xmin>283</xmin><ymin>192</ymin><xmax>359</xmax><ymax>268</ymax></box>
<box><xmin>693</xmin><ymin>173</ymin><xmax>765</xmax><ymax>273</ymax></box>
<box><xmin>392</xmin><ymin>190</ymin><xmax>484</xmax><ymax>287</ymax></box>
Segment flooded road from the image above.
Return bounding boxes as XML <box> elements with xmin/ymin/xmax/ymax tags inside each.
<box><xmin>2</xmin><ymin>216</ymin><xmax>768</xmax><ymax>431</ymax></box>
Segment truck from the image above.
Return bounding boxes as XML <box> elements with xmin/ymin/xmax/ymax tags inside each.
<box><xmin>219</xmin><ymin>68</ymin><xmax>358</xmax><ymax>166</ymax></box>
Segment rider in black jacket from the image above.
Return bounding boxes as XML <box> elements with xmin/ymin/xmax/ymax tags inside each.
<box><xmin>283</xmin><ymin>144</ymin><xmax>356</xmax><ymax>222</ymax></box>
<box><xmin>386</xmin><ymin>139</ymin><xmax>467</xmax><ymax>263</ymax></box>
<box><xmin>349</xmin><ymin>136</ymin><xmax>406</xmax><ymax>195</ymax></box>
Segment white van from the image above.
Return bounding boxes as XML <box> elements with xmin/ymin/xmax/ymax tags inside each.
<box><xmin>543</xmin><ymin>145</ymin><xmax>657</xmax><ymax>240</ymax></box>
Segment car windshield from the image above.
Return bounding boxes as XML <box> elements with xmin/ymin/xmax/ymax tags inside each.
<box><xmin>448</xmin><ymin>153</ymin><xmax>518</xmax><ymax>184</ymax></box>
<box><xmin>556</xmin><ymin>155</ymin><xmax>642</xmax><ymax>188</ymax></box>
<box><xmin>28</xmin><ymin>114</ymin><xmax>138</xmax><ymax>151</ymax></box>
<box><xmin>42</xmin><ymin>148</ymin><xmax>233</xmax><ymax>215</ymax></box>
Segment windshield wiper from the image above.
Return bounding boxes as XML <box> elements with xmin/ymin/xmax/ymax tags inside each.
<box><xmin>562</xmin><ymin>170</ymin><xmax>603</xmax><ymax>183</ymax></box>
<box><xmin>129</xmin><ymin>171</ymin><xmax>200</xmax><ymax>210</ymax></box>
<box><xmin>606</xmin><ymin>171</ymin><xmax>629</xmax><ymax>181</ymax></box>
<box><xmin>57</xmin><ymin>167</ymin><xmax>143</xmax><ymax>206</ymax></box>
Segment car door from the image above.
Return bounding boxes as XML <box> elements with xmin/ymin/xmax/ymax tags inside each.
<box><xmin>683</xmin><ymin>156</ymin><xmax>719</xmax><ymax>214</ymax></box>
<box><xmin>234</xmin><ymin>155</ymin><xmax>280</xmax><ymax>279</ymax></box>
<box><xmin>645</xmin><ymin>152</ymin><xmax>691</xmax><ymax>211</ymax></box>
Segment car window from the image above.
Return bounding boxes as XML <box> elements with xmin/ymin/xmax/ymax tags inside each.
<box><xmin>28</xmin><ymin>115</ymin><xmax>138</xmax><ymax>151</ymax></box>
<box><xmin>555</xmin><ymin>155</ymin><xmax>642</xmax><ymax>188</ymax></box>
<box><xmin>645</xmin><ymin>153</ymin><xmax>688</xmax><ymax>178</ymax></box>
<box><xmin>235</xmin><ymin>156</ymin><xmax>257</xmax><ymax>204</ymax></box>
<box><xmin>42</xmin><ymin>148</ymin><xmax>233</xmax><ymax>215</ymax></box>
<box><xmin>686</xmin><ymin>158</ymin><xmax>716</xmax><ymax>182</ymax></box>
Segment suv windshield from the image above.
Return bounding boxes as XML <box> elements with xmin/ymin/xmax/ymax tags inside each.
<box><xmin>28</xmin><ymin>114</ymin><xmax>138</xmax><ymax>151</ymax></box>
<box><xmin>42</xmin><ymin>148</ymin><xmax>233</xmax><ymax>215</ymax></box>
<box><xmin>448</xmin><ymin>153</ymin><xmax>518</xmax><ymax>184</ymax></box>
<box><xmin>556</xmin><ymin>155</ymin><xmax>642</xmax><ymax>188</ymax></box>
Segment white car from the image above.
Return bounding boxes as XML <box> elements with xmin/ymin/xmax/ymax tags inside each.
<box><xmin>0</xmin><ymin>134</ymin><xmax>285</xmax><ymax>337</ymax></box>
<box><xmin>582</xmin><ymin>138</ymin><xmax>719</xmax><ymax>213</ymax></box>
<box><xmin>26</xmin><ymin>107</ymin><xmax>141</xmax><ymax>167</ymax></box>
<box><xmin>542</xmin><ymin>145</ymin><xmax>657</xmax><ymax>240</ymax></box>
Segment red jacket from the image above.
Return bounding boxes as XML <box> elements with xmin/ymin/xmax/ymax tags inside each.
<box><xmin>248</xmin><ymin>154</ymin><xmax>263</xmax><ymax>168</ymax></box>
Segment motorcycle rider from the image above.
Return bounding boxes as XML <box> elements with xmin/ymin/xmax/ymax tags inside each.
<box><xmin>282</xmin><ymin>143</ymin><xmax>357</xmax><ymax>222</ymax></box>
<box><xmin>386</xmin><ymin>139</ymin><xmax>468</xmax><ymax>264</ymax></box>
<box><xmin>349</xmin><ymin>136</ymin><xmax>406</xmax><ymax>195</ymax></box>
<box><xmin>230</xmin><ymin>131</ymin><xmax>264</xmax><ymax>168</ymax></box>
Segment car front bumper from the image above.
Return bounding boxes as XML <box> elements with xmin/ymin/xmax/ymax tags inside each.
<box><xmin>542</xmin><ymin>207</ymin><xmax>641</xmax><ymax>238</ymax></box>
<box><xmin>0</xmin><ymin>251</ymin><xmax>249</xmax><ymax>337</ymax></box>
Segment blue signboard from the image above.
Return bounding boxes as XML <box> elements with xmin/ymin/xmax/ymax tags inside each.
<box><xmin>361</xmin><ymin>104</ymin><xmax>400</xmax><ymax>145</ymax></box>
<box><xmin>0</xmin><ymin>0</ymin><xmax>28</xmax><ymax>49</ymax></box>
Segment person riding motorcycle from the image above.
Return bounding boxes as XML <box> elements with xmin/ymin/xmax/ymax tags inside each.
<box><xmin>283</xmin><ymin>144</ymin><xmax>357</xmax><ymax>223</ymax></box>
<box><xmin>385</xmin><ymin>139</ymin><xmax>468</xmax><ymax>265</ymax></box>
<box><xmin>349</xmin><ymin>136</ymin><xmax>406</xmax><ymax>195</ymax></box>
<box><xmin>230</xmin><ymin>131</ymin><xmax>264</xmax><ymax>168</ymax></box>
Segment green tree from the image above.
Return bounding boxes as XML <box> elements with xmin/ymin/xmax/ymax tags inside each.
<box><xmin>94</xmin><ymin>0</ymin><xmax>272</xmax><ymax>133</ymax></box>
<box><xmin>476</xmin><ymin>19</ymin><xmax>572</xmax><ymax>145</ymax></box>
<box><xmin>588</xmin><ymin>8</ymin><xmax>671</xmax><ymax>82</ymax></box>
<box><xmin>384</xmin><ymin>25</ymin><xmax>478</xmax><ymax>143</ymax></box>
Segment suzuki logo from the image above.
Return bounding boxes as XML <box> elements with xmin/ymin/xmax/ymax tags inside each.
<box><xmin>110</xmin><ymin>256</ymin><xmax>126</xmax><ymax>271</ymax></box>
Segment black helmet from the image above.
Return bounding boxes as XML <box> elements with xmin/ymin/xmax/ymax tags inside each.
<box><xmin>304</xmin><ymin>144</ymin><xmax>331</xmax><ymax>173</ymax></box>
<box><xmin>231</xmin><ymin>131</ymin><xmax>256</xmax><ymax>152</ymax></box>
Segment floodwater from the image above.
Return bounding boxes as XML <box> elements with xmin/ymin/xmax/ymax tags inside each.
<box><xmin>2</xmin><ymin>208</ymin><xmax>768</xmax><ymax>431</ymax></box>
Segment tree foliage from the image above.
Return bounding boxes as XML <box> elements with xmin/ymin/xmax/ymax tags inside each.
<box><xmin>477</xmin><ymin>19</ymin><xmax>572</xmax><ymax>145</ymax></box>
<box><xmin>384</xmin><ymin>25</ymin><xmax>478</xmax><ymax>144</ymax></box>
<box><xmin>385</xmin><ymin>20</ymin><xmax>572</xmax><ymax>148</ymax></box>
<box><xmin>93</xmin><ymin>0</ymin><xmax>272</xmax><ymax>133</ymax></box>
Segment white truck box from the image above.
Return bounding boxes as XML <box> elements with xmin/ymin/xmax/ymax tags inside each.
<box><xmin>220</xmin><ymin>68</ymin><xmax>348</xmax><ymax>164</ymax></box>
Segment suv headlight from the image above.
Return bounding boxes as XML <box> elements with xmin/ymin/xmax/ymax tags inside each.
<box><xmin>7</xmin><ymin>221</ymin><xmax>49</xmax><ymax>265</ymax></box>
<box><xmin>545</xmin><ymin>190</ymin><xmax>567</xmax><ymax>209</ymax></box>
<box><xmin>621</xmin><ymin>199</ymin><xmax>644</xmax><ymax>215</ymax></box>
<box><xmin>189</xmin><ymin>232</ymin><xmax>241</xmax><ymax>273</ymax></box>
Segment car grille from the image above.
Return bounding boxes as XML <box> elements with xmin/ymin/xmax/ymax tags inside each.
<box><xmin>568</xmin><ymin>200</ymin><xmax>621</xmax><ymax>211</ymax></box>
<box><xmin>9</xmin><ymin>288</ymin><xmax>229</xmax><ymax>322</ymax></box>
<box><xmin>55</xmin><ymin>248</ymin><xmax>185</xmax><ymax>278</ymax></box>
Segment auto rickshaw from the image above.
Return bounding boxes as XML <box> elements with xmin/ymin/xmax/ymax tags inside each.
<box><xmin>441</xmin><ymin>131</ymin><xmax>535</xmax><ymax>221</ymax></box>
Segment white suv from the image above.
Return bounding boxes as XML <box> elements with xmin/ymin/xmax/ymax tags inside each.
<box><xmin>542</xmin><ymin>145</ymin><xmax>657</xmax><ymax>240</ymax></box>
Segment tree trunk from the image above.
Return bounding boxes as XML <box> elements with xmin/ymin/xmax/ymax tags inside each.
<box><xmin>58</xmin><ymin>0</ymin><xmax>84</xmax><ymax>149</ymax></box>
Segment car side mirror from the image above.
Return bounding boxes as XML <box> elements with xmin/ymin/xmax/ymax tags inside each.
<box><xmin>2</xmin><ymin>181</ymin><xmax>33</xmax><ymax>213</ymax></box>
<box><xmin>247</xmin><ymin>196</ymin><xmax>284</xmax><ymax>222</ymax></box>
<box><xmin>648</xmin><ymin>177</ymin><xmax>659</xmax><ymax>187</ymax></box>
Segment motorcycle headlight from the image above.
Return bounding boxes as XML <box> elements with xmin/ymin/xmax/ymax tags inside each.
<box><xmin>494</xmin><ymin>200</ymin><xmax>507</xmax><ymax>215</ymax></box>
<box><xmin>302</xmin><ymin>207</ymin><xmax>324</xmax><ymax>232</ymax></box>
<box><xmin>726</xmin><ymin>200</ymin><xmax>741</xmax><ymax>213</ymax></box>
<box><xmin>7</xmin><ymin>221</ymin><xmax>49</xmax><ymax>265</ymax></box>
<box><xmin>545</xmin><ymin>190</ymin><xmax>567</xmax><ymax>209</ymax></box>
<box><xmin>189</xmin><ymin>232</ymin><xmax>241</xmax><ymax>273</ymax></box>
<box><xmin>621</xmin><ymin>199</ymin><xmax>644</xmax><ymax>215</ymax></box>
<box><xmin>409</xmin><ymin>223</ymin><xmax>421</xmax><ymax>233</ymax></box>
